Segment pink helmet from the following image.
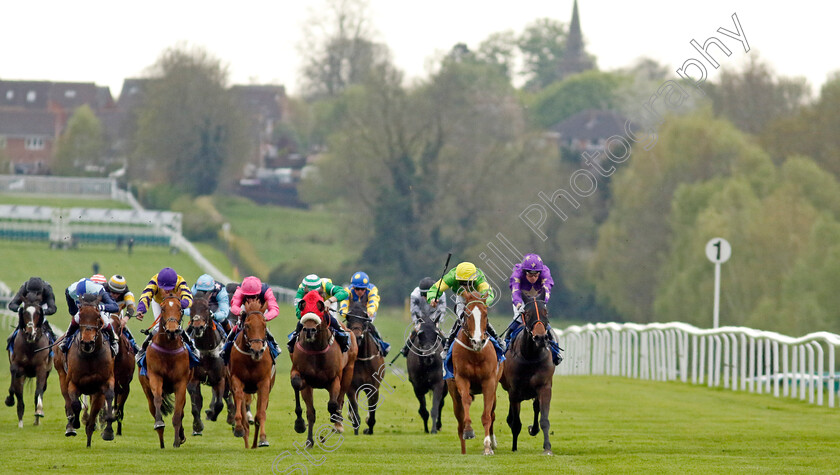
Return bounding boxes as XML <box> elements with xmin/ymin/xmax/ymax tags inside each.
<box><xmin>90</xmin><ymin>274</ymin><xmax>107</xmax><ymax>285</ymax></box>
<box><xmin>240</xmin><ymin>276</ymin><xmax>263</xmax><ymax>296</ymax></box>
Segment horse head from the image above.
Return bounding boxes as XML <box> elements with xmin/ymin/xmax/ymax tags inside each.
<box><xmin>19</xmin><ymin>294</ymin><xmax>43</xmax><ymax>344</ymax></box>
<box><xmin>344</xmin><ymin>302</ymin><xmax>370</xmax><ymax>343</ymax></box>
<box><xmin>298</xmin><ymin>290</ymin><xmax>327</xmax><ymax>344</ymax></box>
<box><xmin>240</xmin><ymin>299</ymin><xmax>267</xmax><ymax>361</ymax></box>
<box><xmin>159</xmin><ymin>293</ymin><xmax>184</xmax><ymax>340</ymax></box>
<box><xmin>189</xmin><ymin>296</ymin><xmax>212</xmax><ymax>339</ymax></box>
<box><xmin>522</xmin><ymin>298</ymin><xmax>550</xmax><ymax>350</ymax></box>
<box><xmin>78</xmin><ymin>294</ymin><xmax>103</xmax><ymax>354</ymax></box>
<box><xmin>461</xmin><ymin>291</ymin><xmax>488</xmax><ymax>351</ymax></box>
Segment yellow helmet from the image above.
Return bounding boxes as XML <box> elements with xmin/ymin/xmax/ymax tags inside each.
<box><xmin>455</xmin><ymin>262</ymin><xmax>478</xmax><ymax>281</ymax></box>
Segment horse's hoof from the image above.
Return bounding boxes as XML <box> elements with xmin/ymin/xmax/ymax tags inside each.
<box><xmin>194</xmin><ymin>421</ymin><xmax>204</xmax><ymax>433</ymax></box>
<box><xmin>294</xmin><ymin>419</ymin><xmax>306</xmax><ymax>434</ymax></box>
<box><xmin>205</xmin><ymin>409</ymin><xmax>218</xmax><ymax>422</ymax></box>
<box><xmin>154</xmin><ymin>421</ymin><xmax>165</xmax><ymax>430</ymax></box>
<box><xmin>491</xmin><ymin>435</ymin><xmax>498</xmax><ymax>450</ymax></box>
<box><xmin>363</xmin><ymin>428</ymin><xmax>373</xmax><ymax>435</ymax></box>
<box><xmin>4</xmin><ymin>395</ymin><xmax>14</xmax><ymax>407</ymax></box>
<box><xmin>102</xmin><ymin>428</ymin><xmax>115</xmax><ymax>441</ymax></box>
<box><xmin>353</xmin><ymin>428</ymin><xmax>359</xmax><ymax>435</ymax></box>
<box><xmin>33</xmin><ymin>418</ymin><xmax>39</xmax><ymax>427</ymax></box>
<box><xmin>543</xmin><ymin>449</ymin><xmax>554</xmax><ymax>456</ymax></box>
<box><xmin>528</xmin><ymin>425</ymin><xmax>539</xmax><ymax>436</ymax></box>
<box><xmin>430</xmin><ymin>428</ymin><xmax>437</xmax><ymax>435</ymax></box>
<box><xmin>65</xmin><ymin>429</ymin><xmax>77</xmax><ymax>437</ymax></box>
<box><xmin>463</xmin><ymin>429</ymin><xmax>475</xmax><ymax>440</ymax></box>
<box><xmin>334</xmin><ymin>422</ymin><xmax>344</xmax><ymax>434</ymax></box>
<box><xmin>192</xmin><ymin>431</ymin><xmax>202</xmax><ymax>436</ymax></box>
<box><xmin>483</xmin><ymin>448</ymin><xmax>494</xmax><ymax>456</ymax></box>
<box><xmin>247</xmin><ymin>412</ymin><xmax>254</xmax><ymax>425</ymax></box>
<box><xmin>18</xmin><ymin>420</ymin><xmax>24</xmax><ymax>429</ymax></box>
<box><xmin>35</xmin><ymin>410</ymin><xmax>44</xmax><ymax>418</ymax></box>
<box><xmin>258</xmin><ymin>439</ymin><xmax>270</xmax><ymax>447</ymax></box>
<box><xmin>233</xmin><ymin>428</ymin><xmax>245</xmax><ymax>438</ymax></box>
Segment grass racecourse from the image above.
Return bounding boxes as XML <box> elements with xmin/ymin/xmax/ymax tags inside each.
<box><xmin>2</xmin><ymin>245</ymin><xmax>840</xmax><ymax>473</ymax></box>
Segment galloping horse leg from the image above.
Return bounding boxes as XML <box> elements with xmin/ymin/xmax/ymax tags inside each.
<box><xmin>172</xmin><ymin>378</ymin><xmax>188</xmax><ymax>448</ymax></box>
<box><xmin>528</xmin><ymin>398</ymin><xmax>540</xmax><ymax>436</ymax></box>
<box><xmin>414</xmin><ymin>386</ymin><xmax>429</xmax><ymax>433</ymax></box>
<box><xmin>86</xmin><ymin>393</ymin><xmax>105</xmax><ymax>447</ymax></box>
<box><xmin>481</xmin><ymin>378</ymin><xmax>497</xmax><ymax>456</ymax></box>
<box><xmin>67</xmin><ymin>383</ymin><xmax>82</xmax><ymax>434</ymax></box>
<box><xmin>254</xmin><ymin>378</ymin><xmax>271</xmax><ymax>448</ymax></box>
<box><xmin>34</xmin><ymin>363</ymin><xmax>49</xmax><ymax>425</ymax></box>
<box><xmin>537</xmin><ymin>386</ymin><xmax>553</xmax><ymax>455</ymax></box>
<box><xmin>146</xmin><ymin>375</ymin><xmax>167</xmax><ymax>449</ymax></box>
<box><xmin>187</xmin><ymin>379</ymin><xmax>204</xmax><ymax>435</ymax></box>
<box><xmin>431</xmin><ymin>381</ymin><xmax>446</xmax><ymax>434</ymax></box>
<box><xmin>291</xmin><ymin>376</ymin><xmax>306</xmax><ymax>434</ymax></box>
<box><xmin>363</xmin><ymin>385</ymin><xmax>378</xmax><ymax>435</ymax></box>
<box><xmin>224</xmin><ymin>378</ymin><xmax>236</xmax><ymax>426</ymax></box>
<box><xmin>327</xmin><ymin>377</ymin><xmax>343</xmax><ymax>434</ymax></box>
<box><xmin>347</xmin><ymin>385</ymin><xmax>360</xmax><ymax>435</ymax></box>
<box><xmin>454</xmin><ymin>376</ymin><xmax>474</xmax><ymax>441</ymax></box>
<box><xmin>101</xmin><ymin>377</ymin><xmax>116</xmax><ymax>441</ymax></box>
<box><xmin>209</xmin><ymin>378</ymin><xmax>225</xmax><ymax>422</ymax></box>
<box><xmin>8</xmin><ymin>371</ymin><xmax>25</xmax><ymax>428</ymax></box>
<box><xmin>231</xmin><ymin>374</ymin><xmax>248</xmax><ymax>443</ymax></box>
<box><xmin>507</xmin><ymin>399</ymin><xmax>522</xmax><ymax>452</ymax></box>
<box><xmin>446</xmin><ymin>380</ymin><xmax>466</xmax><ymax>455</ymax></box>
<box><xmin>301</xmin><ymin>386</ymin><xmax>316</xmax><ymax>447</ymax></box>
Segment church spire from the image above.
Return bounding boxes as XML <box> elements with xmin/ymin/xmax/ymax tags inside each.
<box><xmin>558</xmin><ymin>0</ymin><xmax>594</xmax><ymax>80</ymax></box>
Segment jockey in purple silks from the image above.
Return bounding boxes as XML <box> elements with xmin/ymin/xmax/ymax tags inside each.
<box><xmin>505</xmin><ymin>253</ymin><xmax>563</xmax><ymax>365</ymax></box>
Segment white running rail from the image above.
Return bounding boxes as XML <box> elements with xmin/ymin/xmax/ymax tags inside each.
<box><xmin>555</xmin><ymin>322</ymin><xmax>840</xmax><ymax>408</ymax></box>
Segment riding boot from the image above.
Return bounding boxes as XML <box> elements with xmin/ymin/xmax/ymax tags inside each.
<box><xmin>60</xmin><ymin>320</ymin><xmax>80</xmax><ymax>353</ymax></box>
<box><xmin>328</xmin><ymin>316</ymin><xmax>350</xmax><ymax>353</ymax></box>
<box><xmin>287</xmin><ymin>321</ymin><xmax>302</xmax><ymax>354</ymax></box>
<box><xmin>6</xmin><ymin>331</ymin><xmax>15</xmax><ymax>350</ymax></box>
<box><xmin>265</xmin><ymin>328</ymin><xmax>280</xmax><ymax>357</ymax></box>
<box><xmin>545</xmin><ymin>324</ymin><xmax>563</xmax><ymax>365</ymax></box>
<box><xmin>504</xmin><ymin>320</ymin><xmax>522</xmax><ymax>352</ymax></box>
<box><xmin>399</xmin><ymin>328</ymin><xmax>418</xmax><ymax>357</ymax></box>
<box><xmin>123</xmin><ymin>327</ymin><xmax>141</xmax><ymax>354</ymax></box>
<box><xmin>42</xmin><ymin>318</ymin><xmax>58</xmax><ymax>343</ymax></box>
<box><xmin>107</xmin><ymin>326</ymin><xmax>119</xmax><ymax>357</ymax></box>
<box><xmin>182</xmin><ymin>332</ymin><xmax>200</xmax><ymax>359</ymax></box>
<box><xmin>442</xmin><ymin>319</ymin><xmax>461</xmax><ymax>355</ymax></box>
<box><xmin>367</xmin><ymin>324</ymin><xmax>390</xmax><ymax>356</ymax></box>
<box><xmin>135</xmin><ymin>331</ymin><xmax>153</xmax><ymax>363</ymax></box>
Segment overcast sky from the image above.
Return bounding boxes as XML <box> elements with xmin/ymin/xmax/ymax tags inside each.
<box><xmin>0</xmin><ymin>0</ymin><xmax>833</xmax><ymax>99</ymax></box>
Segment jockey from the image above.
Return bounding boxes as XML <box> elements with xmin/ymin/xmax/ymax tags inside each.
<box><xmin>189</xmin><ymin>274</ymin><xmax>231</xmax><ymax>335</ymax></box>
<box><xmin>398</xmin><ymin>276</ymin><xmax>446</xmax><ymax>357</ymax></box>
<box><xmin>134</xmin><ymin>267</ymin><xmax>198</xmax><ymax>362</ymax></box>
<box><xmin>288</xmin><ymin>274</ymin><xmax>350</xmax><ymax>353</ymax></box>
<box><xmin>106</xmin><ymin>274</ymin><xmax>141</xmax><ymax>354</ymax></box>
<box><xmin>339</xmin><ymin>271</ymin><xmax>389</xmax><ymax>356</ymax></box>
<box><xmin>505</xmin><ymin>253</ymin><xmax>562</xmax><ymax>365</ymax></box>
<box><xmin>427</xmin><ymin>262</ymin><xmax>501</xmax><ymax>355</ymax></box>
<box><xmin>60</xmin><ymin>278</ymin><xmax>120</xmax><ymax>356</ymax></box>
<box><xmin>6</xmin><ymin>277</ymin><xmax>59</xmax><ymax>348</ymax></box>
<box><xmin>222</xmin><ymin>276</ymin><xmax>280</xmax><ymax>360</ymax></box>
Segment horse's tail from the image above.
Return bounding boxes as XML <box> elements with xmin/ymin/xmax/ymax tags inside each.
<box><xmin>160</xmin><ymin>392</ymin><xmax>174</xmax><ymax>416</ymax></box>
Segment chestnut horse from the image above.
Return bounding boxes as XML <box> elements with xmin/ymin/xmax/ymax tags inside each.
<box><xmin>447</xmin><ymin>291</ymin><xmax>498</xmax><ymax>455</ymax></box>
<box><xmin>290</xmin><ymin>290</ymin><xmax>357</xmax><ymax>447</ymax></box>
<box><xmin>499</xmin><ymin>298</ymin><xmax>554</xmax><ymax>455</ymax></box>
<box><xmin>187</xmin><ymin>296</ymin><xmax>232</xmax><ymax>436</ymax></box>
<box><xmin>345</xmin><ymin>302</ymin><xmax>384</xmax><ymax>435</ymax></box>
<box><xmin>5</xmin><ymin>295</ymin><xmax>52</xmax><ymax>428</ymax></box>
<box><xmin>54</xmin><ymin>294</ymin><xmax>116</xmax><ymax>446</ymax></box>
<box><xmin>228</xmin><ymin>298</ymin><xmax>276</xmax><ymax>448</ymax></box>
<box><xmin>406</xmin><ymin>312</ymin><xmax>447</xmax><ymax>434</ymax></box>
<box><xmin>138</xmin><ymin>293</ymin><xmax>191</xmax><ymax>448</ymax></box>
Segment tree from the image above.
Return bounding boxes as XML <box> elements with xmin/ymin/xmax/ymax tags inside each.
<box><xmin>129</xmin><ymin>45</ymin><xmax>248</xmax><ymax>195</ymax></box>
<box><xmin>528</xmin><ymin>70</ymin><xmax>627</xmax><ymax>128</ymax></box>
<box><xmin>299</xmin><ymin>0</ymin><xmax>390</xmax><ymax>98</ymax></box>
<box><xmin>517</xmin><ymin>18</ymin><xmax>568</xmax><ymax>90</ymax></box>
<box><xmin>53</xmin><ymin>105</ymin><xmax>104</xmax><ymax>176</ymax></box>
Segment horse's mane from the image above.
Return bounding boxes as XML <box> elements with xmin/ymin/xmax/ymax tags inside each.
<box><xmin>244</xmin><ymin>298</ymin><xmax>265</xmax><ymax>313</ymax></box>
<box><xmin>191</xmin><ymin>296</ymin><xmax>210</xmax><ymax>315</ymax></box>
<box><xmin>345</xmin><ymin>301</ymin><xmax>368</xmax><ymax>321</ymax></box>
<box><xmin>80</xmin><ymin>293</ymin><xmax>100</xmax><ymax>306</ymax></box>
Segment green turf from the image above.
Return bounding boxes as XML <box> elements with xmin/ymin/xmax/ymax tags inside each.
<box><xmin>2</xmin><ymin>307</ymin><xmax>840</xmax><ymax>474</ymax></box>
<box><xmin>0</xmin><ymin>193</ymin><xmax>132</xmax><ymax>209</ymax></box>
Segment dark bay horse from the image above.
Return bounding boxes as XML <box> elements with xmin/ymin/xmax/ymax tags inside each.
<box><xmin>138</xmin><ymin>293</ymin><xmax>191</xmax><ymax>448</ymax></box>
<box><xmin>499</xmin><ymin>299</ymin><xmax>554</xmax><ymax>455</ymax></box>
<box><xmin>5</xmin><ymin>295</ymin><xmax>52</xmax><ymax>428</ymax></box>
<box><xmin>54</xmin><ymin>294</ymin><xmax>116</xmax><ymax>446</ymax></box>
<box><xmin>187</xmin><ymin>297</ymin><xmax>233</xmax><ymax>436</ymax></box>
<box><xmin>108</xmin><ymin>312</ymin><xmax>135</xmax><ymax>436</ymax></box>
<box><xmin>447</xmin><ymin>291</ymin><xmax>498</xmax><ymax>455</ymax></box>
<box><xmin>228</xmin><ymin>299</ymin><xmax>276</xmax><ymax>448</ymax></box>
<box><xmin>406</xmin><ymin>312</ymin><xmax>447</xmax><ymax>434</ymax></box>
<box><xmin>345</xmin><ymin>302</ymin><xmax>384</xmax><ymax>435</ymax></box>
<box><xmin>290</xmin><ymin>290</ymin><xmax>357</xmax><ymax>447</ymax></box>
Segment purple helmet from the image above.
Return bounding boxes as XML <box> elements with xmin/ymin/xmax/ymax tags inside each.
<box><xmin>520</xmin><ymin>253</ymin><xmax>546</xmax><ymax>273</ymax></box>
<box><xmin>158</xmin><ymin>267</ymin><xmax>178</xmax><ymax>291</ymax></box>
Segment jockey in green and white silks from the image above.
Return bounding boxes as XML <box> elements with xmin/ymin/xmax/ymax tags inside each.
<box><xmin>287</xmin><ymin>274</ymin><xmax>351</xmax><ymax>353</ymax></box>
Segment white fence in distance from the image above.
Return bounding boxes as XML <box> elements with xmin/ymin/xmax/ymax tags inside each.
<box><xmin>555</xmin><ymin>322</ymin><xmax>840</xmax><ymax>408</ymax></box>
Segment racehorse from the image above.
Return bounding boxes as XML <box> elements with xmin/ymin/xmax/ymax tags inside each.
<box><xmin>345</xmin><ymin>302</ymin><xmax>384</xmax><ymax>435</ymax></box>
<box><xmin>5</xmin><ymin>294</ymin><xmax>52</xmax><ymax>428</ymax></box>
<box><xmin>186</xmin><ymin>296</ymin><xmax>233</xmax><ymax>436</ymax></box>
<box><xmin>447</xmin><ymin>291</ymin><xmax>498</xmax><ymax>455</ymax></box>
<box><xmin>290</xmin><ymin>290</ymin><xmax>357</xmax><ymax>447</ymax></box>
<box><xmin>108</xmin><ymin>312</ymin><xmax>135</xmax><ymax>436</ymax></box>
<box><xmin>228</xmin><ymin>298</ymin><xmax>276</xmax><ymax>448</ymax></box>
<box><xmin>406</xmin><ymin>312</ymin><xmax>447</xmax><ymax>434</ymax></box>
<box><xmin>138</xmin><ymin>293</ymin><xmax>191</xmax><ymax>448</ymax></box>
<box><xmin>53</xmin><ymin>294</ymin><xmax>116</xmax><ymax>447</ymax></box>
<box><xmin>499</xmin><ymin>298</ymin><xmax>554</xmax><ymax>455</ymax></box>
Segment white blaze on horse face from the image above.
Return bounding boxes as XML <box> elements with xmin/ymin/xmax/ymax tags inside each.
<box><xmin>169</xmin><ymin>300</ymin><xmax>174</xmax><ymax>307</ymax></box>
<box><xmin>26</xmin><ymin>306</ymin><xmax>36</xmax><ymax>320</ymax></box>
<box><xmin>471</xmin><ymin>306</ymin><xmax>482</xmax><ymax>343</ymax></box>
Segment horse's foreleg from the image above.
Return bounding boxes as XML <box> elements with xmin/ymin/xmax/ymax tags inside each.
<box><xmin>446</xmin><ymin>380</ymin><xmax>466</xmax><ymax>455</ymax></box>
<box><xmin>9</xmin><ymin>373</ymin><xmax>24</xmax><ymax>428</ymax></box>
<box><xmin>187</xmin><ymin>378</ymin><xmax>203</xmax><ymax>435</ymax></box>
<box><xmin>230</xmin><ymin>375</ymin><xmax>247</xmax><ymax>442</ymax></box>
<box><xmin>347</xmin><ymin>386</ymin><xmax>360</xmax><ymax>435</ymax></box>
<box><xmin>433</xmin><ymin>382</ymin><xmax>447</xmax><ymax>433</ymax></box>
<box><xmin>34</xmin><ymin>365</ymin><xmax>49</xmax><ymax>425</ymax></box>
<box><xmin>101</xmin><ymin>379</ymin><xmax>116</xmax><ymax>442</ymax></box>
<box><xmin>537</xmin><ymin>385</ymin><xmax>553</xmax><ymax>455</ymax></box>
<box><xmin>480</xmin><ymin>378</ymin><xmax>497</xmax><ymax>455</ymax></box>
<box><xmin>414</xmin><ymin>386</ymin><xmax>429</xmax><ymax>433</ymax></box>
<box><xmin>254</xmin><ymin>378</ymin><xmax>271</xmax><ymax>448</ymax></box>
<box><xmin>293</xmin><ymin>385</ymin><xmax>305</xmax><ymax>434</ymax></box>
<box><xmin>327</xmin><ymin>377</ymin><xmax>344</xmax><ymax>434</ymax></box>
<box><xmin>454</xmin><ymin>376</ymin><xmax>474</xmax><ymax>441</ymax></box>
<box><xmin>86</xmin><ymin>393</ymin><xmax>105</xmax><ymax>447</ymax></box>
<box><xmin>507</xmin><ymin>399</ymin><xmax>522</xmax><ymax>452</ymax></box>
<box><xmin>209</xmin><ymin>378</ymin><xmax>225</xmax><ymax>422</ymax></box>
<box><xmin>173</xmin><ymin>378</ymin><xmax>188</xmax><ymax>448</ymax></box>
<box><xmin>68</xmin><ymin>383</ymin><xmax>82</xmax><ymax>432</ymax></box>
<box><xmin>528</xmin><ymin>398</ymin><xmax>540</xmax><ymax>437</ymax></box>
<box><xmin>363</xmin><ymin>385</ymin><xmax>378</xmax><ymax>435</ymax></box>
<box><xmin>301</xmin><ymin>386</ymin><xmax>316</xmax><ymax>447</ymax></box>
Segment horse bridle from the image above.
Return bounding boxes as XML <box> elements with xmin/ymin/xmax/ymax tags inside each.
<box><xmin>235</xmin><ymin>310</ymin><xmax>266</xmax><ymax>355</ymax></box>
<box><xmin>21</xmin><ymin>306</ymin><xmax>42</xmax><ymax>343</ymax></box>
<box><xmin>523</xmin><ymin>302</ymin><xmax>548</xmax><ymax>342</ymax></box>
<box><xmin>347</xmin><ymin>312</ymin><xmax>380</xmax><ymax>360</ymax></box>
<box><xmin>191</xmin><ymin>309</ymin><xmax>212</xmax><ymax>338</ymax></box>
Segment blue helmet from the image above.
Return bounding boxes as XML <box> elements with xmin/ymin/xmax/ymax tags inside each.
<box><xmin>74</xmin><ymin>279</ymin><xmax>102</xmax><ymax>299</ymax></box>
<box><xmin>350</xmin><ymin>271</ymin><xmax>372</xmax><ymax>290</ymax></box>
<box><xmin>195</xmin><ymin>274</ymin><xmax>215</xmax><ymax>292</ymax></box>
